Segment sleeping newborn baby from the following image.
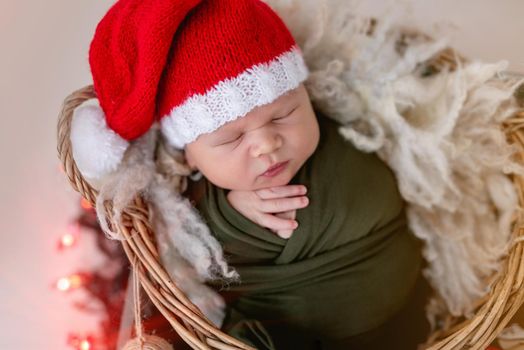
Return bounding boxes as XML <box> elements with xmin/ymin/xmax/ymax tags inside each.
<box><xmin>185</xmin><ymin>84</ymin><xmax>427</xmax><ymax>349</ymax></box>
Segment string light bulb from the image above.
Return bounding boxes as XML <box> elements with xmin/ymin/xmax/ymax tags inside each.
<box><xmin>61</xmin><ymin>233</ymin><xmax>76</xmax><ymax>247</ymax></box>
<box><xmin>67</xmin><ymin>333</ymin><xmax>96</xmax><ymax>350</ymax></box>
<box><xmin>57</xmin><ymin>223</ymin><xmax>80</xmax><ymax>251</ymax></box>
<box><xmin>55</xmin><ymin>273</ymin><xmax>88</xmax><ymax>292</ymax></box>
<box><xmin>79</xmin><ymin>339</ymin><xmax>91</xmax><ymax>350</ymax></box>
<box><xmin>80</xmin><ymin>198</ymin><xmax>93</xmax><ymax>210</ymax></box>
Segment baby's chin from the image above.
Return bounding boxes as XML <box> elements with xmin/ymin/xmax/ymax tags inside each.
<box><xmin>252</xmin><ymin>161</ymin><xmax>304</xmax><ymax>190</ymax></box>
<box><xmin>252</xmin><ymin>170</ymin><xmax>298</xmax><ymax>191</ymax></box>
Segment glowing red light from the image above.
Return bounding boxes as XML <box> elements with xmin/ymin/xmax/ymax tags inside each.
<box><xmin>79</xmin><ymin>339</ymin><xmax>91</xmax><ymax>350</ymax></box>
<box><xmin>61</xmin><ymin>233</ymin><xmax>76</xmax><ymax>247</ymax></box>
<box><xmin>80</xmin><ymin>198</ymin><xmax>92</xmax><ymax>210</ymax></box>
<box><xmin>55</xmin><ymin>273</ymin><xmax>86</xmax><ymax>292</ymax></box>
<box><xmin>57</xmin><ymin>223</ymin><xmax>80</xmax><ymax>251</ymax></box>
<box><xmin>67</xmin><ymin>333</ymin><xmax>96</xmax><ymax>350</ymax></box>
<box><xmin>56</xmin><ymin>277</ymin><xmax>71</xmax><ymax>291</ymax></box>
<box><xmin>68</xmin><ymin>274</ymin><xmax>84</xmax><ymax>288</ymax></box>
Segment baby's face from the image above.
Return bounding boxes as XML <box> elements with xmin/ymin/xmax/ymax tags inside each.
<box><xmin>184</xmin><ymin>84</ymin><xmax>320</xmax><ymax>191</ymax></box>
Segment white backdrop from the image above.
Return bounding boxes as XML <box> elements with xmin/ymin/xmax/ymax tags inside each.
<box><xmin>0</xmin><ymin>0</ymin><xmax>522</xmax><ymax>349</ymax></box>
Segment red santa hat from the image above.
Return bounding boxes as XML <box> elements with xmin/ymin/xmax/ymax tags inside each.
<box><xmin>71</xmin><ymin>0</ymin><xmax>309</xmax><ymax>180</ymax></box>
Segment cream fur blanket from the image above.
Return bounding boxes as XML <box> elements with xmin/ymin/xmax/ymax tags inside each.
<box><xmin>266</xmin><ymin>0</ymin><xmax>524</xmax><ymax>330</ymax></box>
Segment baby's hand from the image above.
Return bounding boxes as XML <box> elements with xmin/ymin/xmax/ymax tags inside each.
<box><xmin>226</xmin><ymin>185</ymin><xmax>309</xmax><ymax>239</ymax></box>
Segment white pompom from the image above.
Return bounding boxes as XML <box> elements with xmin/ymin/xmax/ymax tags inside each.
<box><xmin>70</xmin><ymin>99</ymin><xmax>129</xmax><ymax>181</ymax></box>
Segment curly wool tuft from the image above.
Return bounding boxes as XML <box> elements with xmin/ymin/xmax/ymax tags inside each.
<box><xmin>93</xmin><ymin>124</ymin><xmax>238</xmax><ymax>327</ymax></box>
<box><xmin>266</xmin><ymin>0</ymin><xmax>524</xmax><ymax>329</ymax></box>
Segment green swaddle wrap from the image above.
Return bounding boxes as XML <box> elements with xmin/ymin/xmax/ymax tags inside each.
<box><xmin>194</xmin><ymin>112</ymin><xmax>424</xmax><ymax>348</ymax></box>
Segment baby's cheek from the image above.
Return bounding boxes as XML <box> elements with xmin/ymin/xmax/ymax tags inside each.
<box><xmin>305</xmin><ymin>123</ymin><xmax>320</xmax><ymax>156</ymax></box>
<box><xmin>292</xmin><ymin>129</ymin><xmax>314</xmax><ymax>155</ymax></box>
<box><xmin>219</xmin><ymin>163</ymin><xmax>253</xmax><ymax>191</ymax></box>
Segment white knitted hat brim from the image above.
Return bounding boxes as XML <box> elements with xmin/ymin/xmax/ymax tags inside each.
<box><xmin>160</xmin><ymin>46</ymin><xmax>309</xmax><ymax>149</ymax></box>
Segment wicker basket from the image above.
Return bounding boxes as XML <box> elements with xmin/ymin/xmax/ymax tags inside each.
<box><xmin>57</xmin><ymin>47</ymin><xmax>524</xmax><ymax>350</ymax></box>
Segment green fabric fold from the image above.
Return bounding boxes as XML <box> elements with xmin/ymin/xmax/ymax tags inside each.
<box><xmin>195</xmin><ymin>112</ymin><xmax>423</xmax><ymax>345</ymax></box>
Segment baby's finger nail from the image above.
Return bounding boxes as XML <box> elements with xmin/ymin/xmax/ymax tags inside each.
<box><xmin>277</xmin><ymin>230</ymin><xmax>293</xmax><ymax>239</ymax></box>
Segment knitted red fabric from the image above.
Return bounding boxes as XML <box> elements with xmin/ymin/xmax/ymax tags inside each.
<box><xmin>156</xmin><ymin>0</ymin><xmax>296</xmax><ymax>119</ymax></box>
<box><xmin>88</xmin><ymin>0</ymin><xmax>304</xmax><ymax>145</ymax></box>
<box><xmin>88</xmin><ymin>0</ymin><xmax>203</xmax><ymax>140</ymax></box>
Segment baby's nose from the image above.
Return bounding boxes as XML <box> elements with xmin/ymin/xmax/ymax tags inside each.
<box><xmin>250</xmin><ymin>131</ymin><xmax>282</xmax><ymax>157</ymax></box>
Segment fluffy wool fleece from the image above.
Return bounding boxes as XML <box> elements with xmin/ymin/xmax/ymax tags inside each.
<box><xmin>93</xmin><ymin>124</ymin><xmax>238</xmax><ymax>327</ymax></box>
<box><xmin>88</xmin><ymin>0</ymin><xmax>524</xmax><ymax>333</ymax></box>
<box><xmin>266</xmin><ymin>0</ymin><xmax>524</xmax><ymax>329</ymax></box>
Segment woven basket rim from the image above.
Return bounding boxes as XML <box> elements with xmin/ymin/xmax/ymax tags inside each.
<box><xmin>56</xmin><ymin>55</ymin><xmax>524</xmax><ymax>350</ymax></box>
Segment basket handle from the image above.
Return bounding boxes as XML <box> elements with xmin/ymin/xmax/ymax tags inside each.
<box><xmin>56</xmin><ymin>84</ymin><xmax>99</xmax><ymax>206</ymax></box>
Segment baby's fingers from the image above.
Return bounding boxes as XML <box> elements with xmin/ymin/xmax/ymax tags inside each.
<box><xmin>259</xmin><ymin>195</ymin><xmax>309</xmax><ymax>213</ymax></box>
<box><xmin>273</xmin><ymin>211</ymin><xmax>297</xmax><ymax>239</ymax></box>
<box><xmin>274</xmin><ymin>210</ymin><xmax>296</xmax><ymax>221</ymax></box>
<box><xmin>274</xmin><ymin>229</ymin><xmax>294</xmax><ymax>239</ymax></box>
<box><xmin>256</xmin><ymin>185</ymin><xmax>307</xmax><ymax>199</ymax></box>
<box><xmin>259</xmin><ymin>212</ymin><xmax>298</xmax><ymax>234</ymax></box>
